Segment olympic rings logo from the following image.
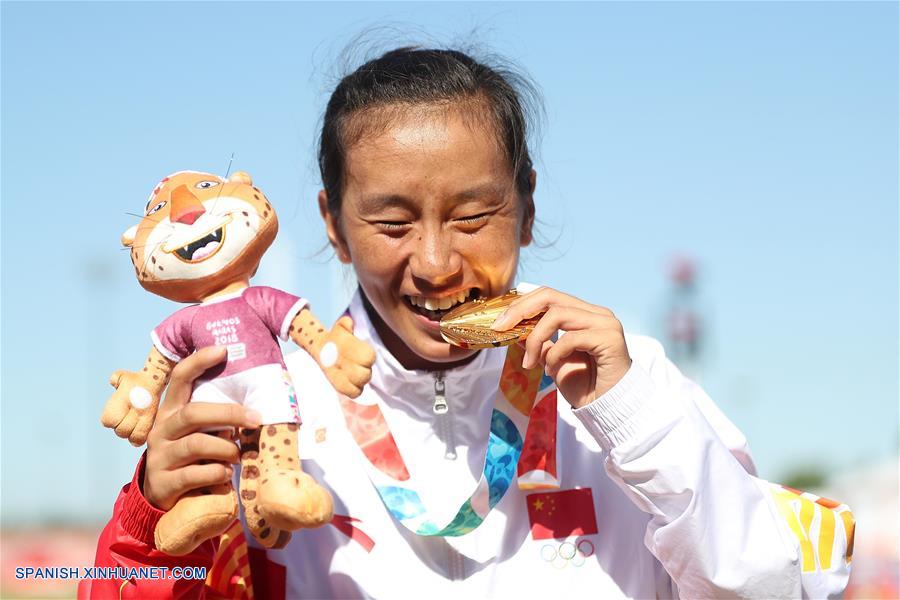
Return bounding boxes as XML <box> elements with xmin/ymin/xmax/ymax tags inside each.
<box><xmin>539</xmin><ymin>538</ymin><xmax>595</xmax><ymax>568</ymax></box>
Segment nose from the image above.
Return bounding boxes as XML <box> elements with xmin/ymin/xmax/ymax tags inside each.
<box><xmin>169</xmin><ymin>185</ymin><xmax>206</xmax><ymax>225</ymax></box>
<box><xmin>409</xmin><ymin>226</ymin><xmax>463</xmax><ymax>287</ymax></box>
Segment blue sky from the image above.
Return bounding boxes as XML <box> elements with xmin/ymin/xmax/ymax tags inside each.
<box><xmin>2</xmin><ymin>1</ymin><xmax>897</xmax><ymax>524</ymax></box>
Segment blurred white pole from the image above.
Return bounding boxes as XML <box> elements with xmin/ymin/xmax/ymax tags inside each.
<box><xmin>665</xmin><ymin>254</ymin><xmax>704</xmax><ymax>382</ymax></box>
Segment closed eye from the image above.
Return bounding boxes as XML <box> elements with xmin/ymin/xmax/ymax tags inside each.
<box><xmin>377</xmin><ymin>221</ymin><xmax>411</xmax><ymax>231</ymax></box>
<box><xmin>457</xmin><ymin>213</ymin><xmax>490</xmax><ymax>224</ymax></box>
<box><xmin>454</xmin><ymin>212</ymin><xmax>493</xmax><ymax>232</ymax></box>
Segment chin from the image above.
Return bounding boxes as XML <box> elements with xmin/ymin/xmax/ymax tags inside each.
<box><xmin>386</xmin><ymin>318</ymin><xmax>480</xmax><ymax>370</ymax></box>
<box><xmin>409</xmin><ymin>337</ymin><xmax>477</xmax><ymax>364</ymax></box>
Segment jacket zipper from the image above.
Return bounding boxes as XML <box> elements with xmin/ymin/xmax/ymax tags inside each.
<box><xmin>432</xmin><ymin>372</ymin><xmax>448</xmax><ymax>414</ymax></box>
<box><xmin>433</xmin><ymin>372</ymin><xmax>458</xmax><ymax>460</ymax></box>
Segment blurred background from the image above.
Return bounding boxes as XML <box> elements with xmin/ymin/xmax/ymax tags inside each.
<box><xmin>2</xmin><ymin>2</ymin><xmax>897</xmax><ymax>598</ymax></box>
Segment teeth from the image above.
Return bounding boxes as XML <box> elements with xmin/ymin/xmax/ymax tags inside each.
<box><xmin>408</xmin><ymin>289</ymin><xmax>473</xmax><ymax>312</ymax></box>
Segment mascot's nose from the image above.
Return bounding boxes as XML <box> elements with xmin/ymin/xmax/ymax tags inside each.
<box><xmin>169</xmin><ymin>185</ymin><xmax>206</xmax><ymax>225</ymax></box>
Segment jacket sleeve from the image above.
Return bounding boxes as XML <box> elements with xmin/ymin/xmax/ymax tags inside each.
<box><xmin>572</xmin><ymin>336</ymin><xmax>854</xmax><ymax>599</ymax></box>
<box><xmin>78</xmin><ymin>455</ymin><xmax>218</xmax><ymax>599</ymax></box>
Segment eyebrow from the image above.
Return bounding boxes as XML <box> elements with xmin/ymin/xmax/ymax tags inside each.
<box><xmin>452</xmin><ymin>182</ymin><xmax>509</xmax><ymax>203</ymax></box>
<box><xmin>356</xmin><ymin>182</ymin><xmax>508</xmax><ymax>214</ymax></box>
<box><xmin>356</xmin><ymin>193</ymin><xmax>415</xmax><ymax>215</ymax></box>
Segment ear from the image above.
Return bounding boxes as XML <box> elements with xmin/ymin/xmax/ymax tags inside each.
<box><xmin>318</xmin><ymin>190</ymin><xmax>351</xmax><ymax>264</ymax></box>
<box><xmin>519</xmin><ymin>169</ymin><xmax>537</xmax><ymax>247</ymax></box>
<box><xmin>228</xmin><ymin>171</ymin><xmax>253</xmax><ymax>186</ymax></box>
<box><xmin>121</xmin><ymin>224</ymin><xmax>138</xmax><ymax>248</ymax></box>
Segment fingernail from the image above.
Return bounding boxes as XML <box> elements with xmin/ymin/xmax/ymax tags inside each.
<box><xmin>521</xmin><ymin>352</ymin><xmax>531</xmax><ymax>370</ymax></box>
<box><xmin>491</xmin><ymin>310</ymin><xmax>510</xmax><ymax>331</ymax></box>
<box><xmin>225</xmin><ymin>466</ymin><xmax>234</xmax><ymax>477</ymax></box>
<box><xmin>244</xmin><ymin>409</ymin><xmax>262</xmax><ymax>427</ymax></box>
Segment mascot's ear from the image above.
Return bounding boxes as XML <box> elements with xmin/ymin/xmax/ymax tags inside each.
<box><xmin>228</xmin><ymin>171</ymin><xmax>253</xmax><ymax>186</ymax></box>
<box><xmin>121</xmin><ymin>224</ymin><xmax>138</xmax><ymax>248</ymax></box>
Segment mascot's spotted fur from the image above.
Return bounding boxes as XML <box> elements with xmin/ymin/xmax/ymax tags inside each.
<box><xmin>102</xmin><ymin>170</ymin><xmax>375</xmax><ymax>556</ymax></box>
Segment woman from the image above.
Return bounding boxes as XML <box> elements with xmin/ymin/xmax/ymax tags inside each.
<box><xmin>82</xmin><ymin>47</ymin><xmax>851</xmax><ymax>599</ymax></box>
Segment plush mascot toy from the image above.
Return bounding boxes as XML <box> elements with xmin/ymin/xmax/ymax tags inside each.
<box><xmin>101</xmin><ymin>170</ymin><xmax>375</xmax><ymax>555</ymax></box>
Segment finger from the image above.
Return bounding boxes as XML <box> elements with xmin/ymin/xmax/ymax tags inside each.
<box><xmin>170</xmin><ymin>463</ymin><xmax>235</xmax><ymax>497</ymax></box>
<box><xmin>329</xmin><ymin>370</ymin><xmax>362</xmax><ymax>398</ymax></box>
<box><xmin>535</xmin><ymin>338</ymin><xmax>555</xmax><ymax>368</ymax></box>
<box><xmin>340</xmin><ymin>383</ymin><xmax>364</xmax><ymax>399</ymax></box>
<box><xmin>109</xmin><ymin>370</ymin><xmax>126</xmax><ymax>388</ymax></box>
<box><xmin>129</xmin><ymin>413</ymin><xmax>157</xmax><ymax>447</ymax></box>
<box><xmin>160</xmin><ymin>346</ymin><xmax>227</xmax><ymax>418</ymax></box>
<box><xmin>543</xmin><ymin>329</ymin><xmax>606</xmax><ymax>375</ymax></box>
<box><xmin>493</xmin><ymin>286</ymin><xmax>611</xmax><ymax>331</ymax></box>
<box><xmin>163</xmin><ymin>402</ymin><xmax>260</xmax><ymax>441</ymax></box>
<box><xmin>333</xmin><ymin>330</ymin><xmax>376</xmax><ymax>366</ymax></box>
<box><xmin>335</xmin><ymin>315</ymin><xmax>355</xmax><ymax>333</ymax></box>
<box><xmin>100</xmin><ymin>395</ymin><xmax>129</xmax><ymax>428</ymax></box>
<box><xmin>523</xmin><ymin>306</ymin><xmax>615</xmax><ymax>369</ymax></box>
<box><xmin>340</xmin><ymin>361</ymin><xmax>373</xmax><ymax>389</ymax></box>
<box><xmin>169</xmin><ymin>432</ymin><xmax>241</xmax><ymax>468</ymax></box>
<box><xmin>354</xmin><ymin>341</ymin><xmax>376</xmax><ymax>367</ymax></box>
<box><xmin>114</xmin><ymin>410</ymin><xmax>138</xmax><ymax>439</ymax></box>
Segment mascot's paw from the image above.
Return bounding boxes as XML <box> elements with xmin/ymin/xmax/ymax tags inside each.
<box><xmin>257</xmin><ymin>471</ymin><xmax>334</xmax><ymax>530</ymax></box>
<box><xmin>244</xmin><ymin>502</ymin><xmax>293</xmax><ymax>550</ymax></box>
<box><xmin>154</xmin><ymin>484</ymin><xmax>239</xmax><ymax>556</ymax></box>
<box><xmin>100</xmin><ymin>370</ymin><xmax>160</xmax><ymax>446</ymax></box>
<box><xmin>319</xmin><ymin>316</ymin><xmax>376</xmax><ymax>398</ymax></box>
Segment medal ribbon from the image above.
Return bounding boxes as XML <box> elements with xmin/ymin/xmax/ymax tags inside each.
<box><xmin>338</xmin><ymin>343</ymin><xmax>558</xmax><ymax>537</ymax></box>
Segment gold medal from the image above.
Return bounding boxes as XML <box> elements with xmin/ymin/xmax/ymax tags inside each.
<box><xmin>440</xmin><ymin>291</ymin><xmax>544</xmax><ymax>349</ymax></box>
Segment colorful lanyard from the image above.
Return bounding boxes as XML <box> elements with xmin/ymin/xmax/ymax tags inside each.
<box><xmin>338</xmin><ymin>344</ymin><xmax>559</xmax><ymax>537</ymax></box>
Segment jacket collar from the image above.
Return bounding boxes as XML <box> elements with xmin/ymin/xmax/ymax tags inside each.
<box><xmin>346</xmin><ymin>289</ymin><xmax>505</xmax><ymax>413</ymax></box>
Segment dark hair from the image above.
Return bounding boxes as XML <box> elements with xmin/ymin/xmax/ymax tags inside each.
<box><xmin>318</xmin><ymin>46</ymin><xmax>539</xmax><ymax>216</ymax></box>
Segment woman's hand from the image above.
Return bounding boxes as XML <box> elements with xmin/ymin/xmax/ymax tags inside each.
<box><xmin>144</xmin><ymin>346</ymin><xmax>261</xmax><ymax>511</ymax></box>
<box><xmin>491</xmin><ymin>287</ymin><xmax>632</xmax><ymax>409</ymax></box>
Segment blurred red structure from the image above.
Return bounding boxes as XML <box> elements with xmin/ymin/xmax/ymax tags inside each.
<box><xmin>0</xmin><ymin>528</ymin><xmax>100</xmax><ymax>598</ymax></box>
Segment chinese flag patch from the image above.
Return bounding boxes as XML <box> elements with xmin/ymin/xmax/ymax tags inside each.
<box><xmin>527</xmin><ymin>488</ymin><xmax>598</xmax><ymax>540</ymax></box>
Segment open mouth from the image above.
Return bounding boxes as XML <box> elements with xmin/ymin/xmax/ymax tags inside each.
<box><xmin>405</xmin><ymin>288</ymin><xmax>480</xmax><ymax>322</ymax></box>
<box><xmin>171</xmin><ymin>226</ymin><xmax>226</xmax><ymax>263</ymax></box>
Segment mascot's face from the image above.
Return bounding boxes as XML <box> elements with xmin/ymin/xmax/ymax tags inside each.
<box><xmin>123</xmin><ymin>171</ymin><xmax>278</xmax><ymax>303</ymax></box>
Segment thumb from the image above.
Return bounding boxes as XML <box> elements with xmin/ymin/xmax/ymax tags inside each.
<box><xmin>109</xmin><ymin>370</ymin><xmax>126</xmax><ymax>388</ymax></box>
<box><xmin>158</xmin><ymin>345</ymin><xmax>227</xmax><ymax>419</ymax></box>
<box><xmin>335</xmin><ymin>315</ymin><xmax>355</xmax><ymax>334</ymax></box>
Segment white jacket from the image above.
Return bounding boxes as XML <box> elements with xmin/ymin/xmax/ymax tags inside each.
<box><xmin>262</xmin><ymin>291</ymin><xmax>852</xmax><ymax>599</ymax></box>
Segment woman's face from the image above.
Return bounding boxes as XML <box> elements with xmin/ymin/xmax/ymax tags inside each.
<box><xmin>321</xmin><ymin>105</ymin><xmax>534</xmax><ymax>370</ymax></box>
